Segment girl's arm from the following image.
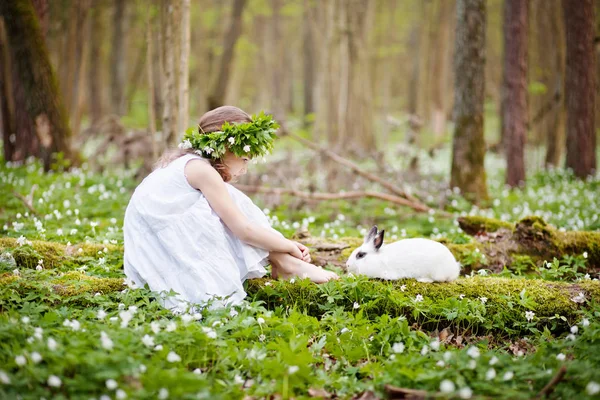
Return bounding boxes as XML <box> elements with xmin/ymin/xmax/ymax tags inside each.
<box><xmin>185</xmin><ymin>159</ymin><xmax>302</xmax><ymax>257</ymax></box>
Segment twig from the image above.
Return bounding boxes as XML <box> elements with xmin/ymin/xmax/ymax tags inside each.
<box><xmin>535</xmin><ymin>365</ymin><xmax>567</xmax><ymax>399</ymax></box>
<box><xmin>383</xmin><ymin>384</ymin><xmax>428</xmax><ymax>400</ymax></box>
<box><xmin>12</xmin><ymin>184</ymin><xmax>38</xmax><ymax>215</ymax></box>
<box><xmin>278</xmin><ymin>122</ymin><xmax>422</xmax><ymax>204</ymax></box>
<box><xmin>235</xmin><ymin>184</ymin><xmax>449</xmax><ymax>215</ymax></box>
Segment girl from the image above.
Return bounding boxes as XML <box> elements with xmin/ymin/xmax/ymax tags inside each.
<box><xmin>123</xmin><ymin>106</ymin><xmax>338</xmax><ymax>310</ymax></box>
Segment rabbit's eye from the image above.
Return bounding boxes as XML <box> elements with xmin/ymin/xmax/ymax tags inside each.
<box><xmin>356</xmin><ymin>251</ymin><xmax>366</xmax><ymax>259</ymax></box>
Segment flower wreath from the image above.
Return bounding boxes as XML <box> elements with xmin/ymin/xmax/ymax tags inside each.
<box><xmin>179</xmin><ymin>111</ymin><xmax>279</xmax><ymax>159</ymax></box>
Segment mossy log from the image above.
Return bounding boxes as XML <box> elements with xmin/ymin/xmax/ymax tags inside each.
<box><xmin>0</xmin><ymin>237</ymin><xmax>122</xmax><ymax>269</ymax></box>
<box><xmin>453</xmin><ymin>216</ymin><xmax>600</xmax><ymax>272</ymax></box>
<box><xmin>0</xmin><ymin>270</ymin><xmax>125</xmax><ymax>308</ymax></box>
<box><xmin>247</xmin><ymin>276</ymin><xmax>600</xmax><ymax>336</ymax></box>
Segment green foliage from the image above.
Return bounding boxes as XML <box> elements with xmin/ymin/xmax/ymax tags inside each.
<box><xmin>181</xmin><ymin>111</ymin><xmax>279</xmax><ymax>160</ymax></box>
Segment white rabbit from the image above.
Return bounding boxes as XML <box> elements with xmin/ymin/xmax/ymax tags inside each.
<box><xmin>345</xmin><ymin>226</ymin><xmax>460</xmax><ymax>282</ymax></box>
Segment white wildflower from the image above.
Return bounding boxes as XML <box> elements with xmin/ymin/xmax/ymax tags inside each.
<box><xmin>229</xmin><ymin>309</ymin><xmax>238</xmax><ymax>317</ymax></box>
<box><xmin>353</xmin><ymin>302</ymin><xmax>360</xmax><ymax>309</ymax></box>
<box><xmin>203</xmin><ymin>146</ymin><xmax>214</xmax><ymax>154</ymax></box>
<box><xmin>581</xmin><ymin>318</ymin><xmax>590</xmax><ymax>327</ymax></box>
<box><xmin>243</xmin><ymin>145</ymin><xmax>251</xmax><ymax>153</ymax></box>
<box><xmin>167</xmin><ymin>351</ymin><xmax>181</xmax><ymax>363</ymax></box>
<box><xmin>258</xmin><ymin>334</ymin><xmax>266</xmax><ymax>342</ymax></box>
<box><xmin>179</xmin><ymin>140</ymin><xmax>192</xmax><ymax>150</ymax></box>
<box><xmin>193</xmin><ymin>368</ymin><xmax>202</xmax><ymax>375</ymax></box>
<box><xmin>400</xmin><ymin>285</ymin><xmax>406</xmax><ymax>292</ymax></box>
<box><xmin>16</xmin><ymin>235</ymin><xmax>27</xmax><ymax>246</ymax></box>
<box><xmin>116</xmin><ymin>389</ymin><xmax>127</xmax><ymax>399</ymax></box>
<box><xmin>466</xmin><ymin>346</ymin><xmax>480</xmax><ymax>359</ymax></box>
<box><xmin>566</xmin><ymin>334</ymin><xmax>576</xmax><ymax>341</ymax></box>
<box><xmin>586</xmin><ymin>381</ymin><xmax>600</xmax><ymax>395</ymax></box>
<box><xmin>141</xmin><ymin>334</ymin><xmax>155</xmax><ymax>347</ymax></box>
<box><xmin>106</xmin><ymin>379</ymin><xmax>118</xmax><ymax>390</ymax></box>
<box><xmin>503</xmin><ymin>371</ymin><xmax>514</xmax><ymax>381</ymax></box>
<box><xmin>166</xmin><ymin>321</ymin><xmax>177</xmax><ymax>332</ymax></box>
<box><xmin>430</xmin><ymin>339</ymin><xmax>440</xmax><ymax>351</ymax></box>
<box><xmin>228</xmin><ymin>137</ymin><xmax>235</xmax><ymax>144</ymax></box>
<box><xmin>436</xmin><ymin>360</ymin><xmax>445</xmax><ymax>367</ymax></box>
<box><xmin>458</xmin><ymin>386</ymin><xmax>473</xmax><ymax>399</ymax></box>
<box><xmin>468</xmin><ymin>359</ymin><xmax>477</xmax><ymax>369</ymax></box>
<box><xmin>21</xmin><ymin>316</ymin><xmax>30</xmax><ymax>324</ymax></box>
<box><xmin>392</xmin><ymin>342</ymin><xmax>404</xmax><ymax>354</ymax></box>
<box><xmin>486</xmin><ymin>368</ymin><xmax>496</xmax><ymax>380</ymax></box>
<box><xmin>288</xmin><ymin>365</ymin><xmax>299</xmax><ymax>375</ymax></box>
<box><xmin>257</xmin><ymin>317</ymin><xmax>265</xmax><ymax>325</ymax></box>
<box><xmin>421</xmin><ymin>345</ymin><xmax>429</xmax><ymax>356</ymax></box>
<box><xmin>571</xmin><ymin>292</ymin><xmax>586</xmax><ymax>303</ymax></box>
<box><xmin>340</xmin><ymin>327</ymin><xmax>350</xmax><ymax>334</ymax></box>
<box><xmin>97</xmin><ymin>309</ymin><xmax>107</xmax><ymax>319</ymax></box>
<box><xmin>150</xmin><ymin>321</ymin><xmax>161</xmax><ymax>333</ymax></box>
<box><xmin>100</xmin><ymin>331</ymin><xmax>114</xmax><ymax>350</ymax></box>
<box><xmin>12</xmin><ymin>269</ymin><xmax>19</xmax><ymax>276</ymax></box>
<box><xmin>556</xmin><ymin>353</ymin><xmax>566</xmax><ymax>361</ymax></box>
<box><xmin>158</xmin><ymin>388</ymin><xmax>169</xmax><ymax>399</ymax></box>
<box><xmin>139</xmin><ymin>364</ymin><xmax>147</xmax><ymax>373</ymax></box>
<box><xmin>30</xmin><ymin>352</ymin><xmax>42</xmax><ymax>364</ymax></box>
<box><xmin>480</xmin><ymin>297</ymin><xmax>488</xmax><ymax>304</ymax></box>
<box><xmin>583</xmin><ymin>251</ymin><xmax>588</xmax><ymax>259</ymax></box>
<box><xmin>15</xmin><ymin>355</ymin><xmax>26</xmax><ymax>366</ymax></box>
<box><xmin>47</xmin><ymin>375</ymin><xmax>62</xmax><ymax>387</ymax></box>
<box><xmin>154</xmin><ymin>344</ymin><xmax>163</xmax><ymax>351</ymax></box>
<box><xmin>415</xmin><ymin>294</ymin><xmax>424</xmax><ymax>302</ymax></box>
<box><xmin>193</xmin><ymin>313</ymin><xmax>202</xmax><ymax>321</ymax></box>
<box><xmin>119</xmin><ymin>310</ymin><xmax>134</xmax><ymax>328</ymax></box>
<box><xmin>570</xmin><ymin>325</ymin><xmax>579</xmax><ymax>334</ymax></box>
<box><xmin>440</xmin><ymin>379</ymin><xmax>455</xmax><ymax>393</ymax></box>
<box><xmin>234</xmin><ymin>375</ymin><xmax>244</xmax><ymax>385</ymax></box>
<box><xmin>525</xmin><ymin>311</ymin><xmax>535</xmax><ymax>322</ymax></box>
<box><xmin>0</xmin><ymin>370</ymin><xmax>10</xmax><ymax>384</ymax></box>
<box><xmin>47</xmin><ymin>337</ymin><xmax>58</xmax><ymax>351</ymax></box>
<box><xmin>459</xmin><ymin>294</ymin><xmax>465</xmax><ymax>300</ymax></box>
<box><xmin>34</xmin><ymin>327</ymin><xmax>43</xmax><ymax>339</ymax></box>
<box><xmin>489</xmin><ymin>356</ymin><xmax>498</xmax><ymax>365</ymax></box>
<box><xmin>181</xmin><ymin>314</ymin><xmax>194</xmax><ymax>324</ymax></box>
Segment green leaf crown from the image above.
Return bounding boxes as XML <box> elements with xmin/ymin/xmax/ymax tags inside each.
<box><xmin>179</xmin><ymin>111</ymin><xmax>279</xmax><ymax>159</ymax></box>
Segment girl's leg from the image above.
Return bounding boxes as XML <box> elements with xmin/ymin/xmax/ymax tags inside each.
<box><xmin>269</xmin><ymin>252</ymin><xmax>338</xmax><ymax>283</ymax></box>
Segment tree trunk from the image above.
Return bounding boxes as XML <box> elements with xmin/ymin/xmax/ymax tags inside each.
<box><xmin>31</xmin><ymin>0</ymin><xmax>49</xmax><ymax>37</ymax></box>
<box><xmin>563</xmin><ymin>0</ymin><xmax>596</xmax><ymax>178</ymax></box>
<box><xmin>178</xmin><ymin>0</ymin><xmax>191</xmax><ymax>133</ymax></box>
<box><xmin>0</xmin><ymin>0</ymin><xmax>74</xmax><ymax>169</ymax></box>
<box><xmin>302</xmin><ymin>0</ymin><xmax>316</xmax><ymax>124</ymax></box>
<box><xmin>69</xmin><ymin>0</ymin><xmax>90</xmax><ymax>137</ymax></box>
<box><xmin>450</xmin><ymin>0</ymin><xmax>489</xmax><ymax>203</ymax></box>
<box><xmin>543</xmin><ymin>1</ymin><xmax>566</xmax><ymax>168</ymax></box>
<box><xmin>161</xmin><ymin>0</ymin><xmax>177</xmax><ymax>148</ymax></box>
<box><xmin>207</xmin><ymin>0</ymin><xmax>247</xmax><ymax>110</ymax></box>
<box><xmin>88</xmin><ymin>0</ymin><xmax>105</xmax><ymax>125</ymax></box>
<box><xmin>502</xmin><ymin>0</ymin><xmax>528</xmax><ymax>187</ymax></box>
<box><xmin>110</xmin><ymin>0</ymin><xmax>127</xmax><ymax>116</ymax></box>
<box><xmin>146</xmin><ymin>10</ymin><xmax>157</xmax><ymax>161</ymax></box>
<box><xmin>431</xmin><ymin>0</ymin><xmax>454</xmax><ymax>140</ymax></box>
<box><xmin>0</xmin><ymin>19</ymin><xmax>16</xmax><ymax>161</ymax></box>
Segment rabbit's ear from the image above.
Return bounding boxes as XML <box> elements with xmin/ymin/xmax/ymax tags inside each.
<box><xmin>365</xmin><ymin>225</ymin><xmax>378</xmax><ymax>243</ymax></box>
<box><xmin>373</xmin><ymin>229</ymin><xmax>385</xmax><ymax>250</ymax></box>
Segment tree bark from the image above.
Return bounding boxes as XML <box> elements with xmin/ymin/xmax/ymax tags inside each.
<box><xmin>146</xmin><ymin>9</ymin><xmax>157</xmax><ymax>161</ymax></box>
<box><xmin>450</xmin><ymin>0</ymin><xmax>489</xmax><ymax>203</ymax></box>
<box><xmin>502</xmin><ymin>0</ymin><xmax>528</xmax><ymax>187</ymax></box>
<box><xmin>31</xmin><ymin>0</ymin><xmax>49</xmax><ymax>37</ymax></box>
<box><xmin>178</xmin><ymin>0</ymin><xmax>191</xmax><ymax>133</ymax></box>
<box><xmin>88</xmin><ymin>0</ymin><xmax>105</xmax><ymax>125</ymax></box>
<box><xmin>431</xmin><ymin>0</ymin><xmax>454</xmax><ymax>140</ymax></box>
<box><xmin>0</xmin><ymin>19</ymin><xmax>16</xmax><ymax>161</ymax></box>
<box><xmin>69</xmin><ymin>0</ymin><xmax>90</xmax><ymax>136</ymax></box>
<box><xmin>543</xmin><ymin>1</ymin><xmax>566</xmax><ymax>168</ymax></box>
<box><xmin>563</xmin><ymin>0</ymin><xmax>596</xmax><ymax>178</ymax></box>
<box><xmin>207</xmin><ymin>0</ymin><xmax>247</xmax><ymax>110</ymax></box>
<box><xmin>110</xmin><ymin>0</ymin><xmax>127</xmax><ymax>116</ymax></box>
<box><xmin>161</xmin><ymin>0</ymin><xmax>177</xmax><ymax>148</ymax></box>
<box><xmin>0</xmin><ymin>0</ymin><xmax>74</xmax><ymax>169</ymax></box>
<box><xmin>302</xmin><ymin>0</ymin><xmax>316</xmax><ymax>124</ymax></box>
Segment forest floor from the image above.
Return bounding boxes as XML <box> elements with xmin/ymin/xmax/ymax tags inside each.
<box><xmin>1</xmin><ymin>143</ymin><xmax>599</xmax><ymax>399</ymax></box>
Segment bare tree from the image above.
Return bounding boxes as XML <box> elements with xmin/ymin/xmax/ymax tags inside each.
<box><xmin>450</xmin><ymin>0</ymin><xmax>489</xmax><ymax>202</ymax></box>
<box><xmin>563</xmin><ymin>0</ymin><xmax>596</xmax><ymax>177</ymax></box>
<box><xmin>88</xmin><ymin>0</ymin><xmax>105</xmax><ymax>125</ymax></box>
<box><xmin>178</xmin><ymin>0</ymin><xmax>191</xmax><ymax>133</ymax></box>
<box><xmin>502</xmin><ymin>0</ymin><xmax>528</xmax><ymax>187</ymax></box>
<box><xmin>0</xmin><ymin>0</ymin><xmax>74</xmax><ymax>169</ymax></box>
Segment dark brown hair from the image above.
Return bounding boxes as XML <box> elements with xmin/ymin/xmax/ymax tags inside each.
<box><xmin>155</xmin><ymin>106</ymin><xmax>252</xmax><ymax>182</ymax></box>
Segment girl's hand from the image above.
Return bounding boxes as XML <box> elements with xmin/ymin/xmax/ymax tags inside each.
<box><xmin>293</xmin><ymin>241</ymin><xmax>311</xmax><ymax>263</ymax></box>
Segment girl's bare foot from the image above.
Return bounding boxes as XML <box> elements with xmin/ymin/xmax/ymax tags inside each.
<box><xmin>269</xmin><ymin>252</ymin><xmax>338</xmax><ymax>283</ymax></box>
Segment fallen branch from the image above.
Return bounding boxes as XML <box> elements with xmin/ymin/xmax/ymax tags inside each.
<box><xmin>534</xmin><ymin>365</ymin><xmax>567</xmax><ymax>399</ymax></box>
<box><xmin>12</xmin><ymin>184</ymin><xmax>38</xmax><ymax>215</ymax></box>
<box><xmin>384</xmin><ymin>384</ymin><xmax>428</xmax><ymax>399</ymax></box>
<box><xmin>278</xmin><ymin>123</ymin><xmax>422</xmax><ymax>204</ymax></box>
<box><xmin>235</xmin><ymin>184</ymin><xmax>440</xmax><ymax>214</ymax></box>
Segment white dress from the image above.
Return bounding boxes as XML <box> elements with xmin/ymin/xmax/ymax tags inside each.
<box><xmin>123</xmin><ymin>154</ymin><xmax>274</xmax><ymax>310</ymax></box>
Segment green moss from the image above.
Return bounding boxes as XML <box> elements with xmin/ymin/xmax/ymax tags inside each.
<box><xmin>247</xmin><ymin>276</ymin><xmax>599</xmax><ymax>336</ymax></box>
<box><xmin>0</xmin><ymin>237</ymin><xmax>123</xmax><ymax>269</ymax></box>
<box><xmin>458</xmin><ymin>216</ymin><xmax>514</xmax><ymax>235</ymax></box>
